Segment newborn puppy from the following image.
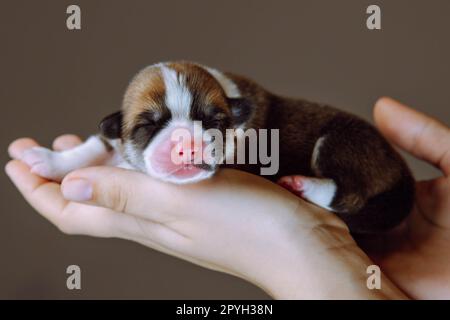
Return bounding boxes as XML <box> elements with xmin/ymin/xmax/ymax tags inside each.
<box><xmin>22</xmin><ymin>61</ymin><xmax>415</xmax><ymax>233</ymax></box>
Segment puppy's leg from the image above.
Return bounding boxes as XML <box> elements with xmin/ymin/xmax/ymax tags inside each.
<box><xmin>277</xmin><ymin>129</ymin><xmax>366</xmax><ymax>213</ymax></box>
<box><xmin>21</xmin><ymin>135</ymin><xmax>116</xmax><ymax>182</ymax></box>
<box><xmin>278</xmin><ymin>175</ymin><xmax>337</xmax><ymax>211</ymax></box>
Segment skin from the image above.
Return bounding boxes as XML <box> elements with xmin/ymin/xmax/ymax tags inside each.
<box><xmin>361</xmin><ymin>97</ymin><xmax>450</xmax><ymax>299</ymax></box>
<box><xmin>5</xmin><ymin>97</ymin><xmax>449</xmax><ymax>299</ymax></box>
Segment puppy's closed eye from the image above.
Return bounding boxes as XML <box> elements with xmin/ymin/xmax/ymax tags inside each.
<box><xmin>132</xmin><ymin>124</ymin><xmax>158</xmax><ymax>149</ymax></box>
<box><xmin>131</xmin><ymin>110</ymin><xmax>170</xmax><ymax>149</ymax></box>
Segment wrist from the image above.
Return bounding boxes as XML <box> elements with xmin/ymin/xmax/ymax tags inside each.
<box><xmin>249</xmin><ymin>203</ymin><xmax>407</xmax><ymax>299</ymax></box>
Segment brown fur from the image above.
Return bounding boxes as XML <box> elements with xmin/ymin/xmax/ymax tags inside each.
<box><xmin>224</xmin><ymin>73</ymin><xmax>415</xmax><ymax>233</ymax></box>
<box><xmin>169</xmin><ymin>62</ymin><xmax>231</xmax><ymax>116</ymax></box>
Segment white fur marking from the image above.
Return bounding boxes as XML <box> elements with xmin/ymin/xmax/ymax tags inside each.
<box><xmin>302</xmin><ymin>178</ymin><xmax>337</xmax><ymax>211</ymax></box>
<box><xmin>311</xmin><ymin>136</ymin><xmax>326</xmax><ymax>175</ymax></box>
<box><xmin>204</xmin><ymin>67</ymin><xmax>241</xmax><ymax>98</ymax></box>
<box><xmin>161</xmin><ymin>66</ymin><xmax>192</xmax><ymax>119</ymax></box>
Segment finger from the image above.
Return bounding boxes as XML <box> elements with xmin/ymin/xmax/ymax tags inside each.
<box><xmin>5</xmin><ymin>159</ymin><xmax>108</xmax><ymax>235</ymax></box>
<box><xmin>60</xmin><ymin>201</ymin><xmax>185</xmax><ymax>246</ymax></box>
<box><xmin>8</xmin><ymin>138</ymin><xmax>40</xmax><ymax>160</ymax></box>
<box><xmin>5</xmin><ymin>159</ymin><xmax>179</xmax><ymax>241</ymax></box>
<box><xmin>62</xmin><ymin>205</ymin><xmax>222</xmax><ymax>275</ymax></box>
<box><xmin>374</xmin><ymin>97</ymin><xmax>450</xmax><ymax>175</ymax></box>
<box><xmin>5</xmin><ymin>159</ymin><xmax>70</xmax><ymax>225</ymax></box>
<box><xmin>6</xmin><ymin>158</ymin><xmax>204</xmax><ymax>269</ymax></box>
<box><xmin>52</xmin><ymin>134</ymin><xmax>83</xmax><ymax>151</ymax></box>
<box><xmin>60</xmin><ymin>166</ymin><xmax>183</xmax><ymax>222</ymax></box>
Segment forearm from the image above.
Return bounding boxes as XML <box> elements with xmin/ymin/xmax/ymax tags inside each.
<box><xmin>257</xmin><ymin>237</ymin><xmax>407</xmax><ymax>299</ymax></box>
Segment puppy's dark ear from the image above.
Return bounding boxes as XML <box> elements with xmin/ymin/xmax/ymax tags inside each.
<box><xmin>99</xmin><ymin>111</ymin><xmax>123</xmax><ymax>139</ymax></box>
<box><xmin>228</xmin><ymin>98</ymin><xmax>253</xmax><ymax>127</ymax></box>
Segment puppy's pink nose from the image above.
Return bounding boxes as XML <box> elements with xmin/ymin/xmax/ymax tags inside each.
<box><xmin>149</xmin><ymin>125</ymin><xmax>211</xmax><ymax>175</ymax></box>
<box><xmin>177</xmin><ymin>141</ymin><xmax>198</xmax><ymax>157</ymax></box>
<box><xmin>173</xmin><ymin>139</ymin><xmax>204</xmax><ymax>164</ymax></box>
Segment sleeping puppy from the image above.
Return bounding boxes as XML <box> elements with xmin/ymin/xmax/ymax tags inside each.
<box><xmin>21</xmin><ymin>61</ymin><xmax>415</xmax><ymax>233</ymax></box>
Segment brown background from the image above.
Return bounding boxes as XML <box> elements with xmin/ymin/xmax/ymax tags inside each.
<box><xmin>0</xmin><ymin>0</ymin><xmax>449</xmax><ymax>299</ymax></box>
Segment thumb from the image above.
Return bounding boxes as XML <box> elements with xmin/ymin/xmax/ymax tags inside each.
<box><xmin>61</xmin><ymin>166</ymin><xmax>180</xmax><ymax>221</ymax></box>
<box><xmin>374</xmin><ymin>97</ymin><xmax>450</xmax><ymax>176</ymax></box>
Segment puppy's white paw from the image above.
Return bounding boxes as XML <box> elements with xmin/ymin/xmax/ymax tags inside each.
<box><xmin>278</xmin><ymin>175</ymin><xmax>337</xmax><ymax>211</ymax></box>
<box><xmin>21</xmin><ymin>147</ymin><xmax>66</xmax><ymax>181</ymax></box>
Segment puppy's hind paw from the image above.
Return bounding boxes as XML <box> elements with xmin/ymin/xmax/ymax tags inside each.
<box><xmin>21</xmin><ymin>147</ymin><xmax>65</xmax><ymax>182</ymax></box>
<box><xmin>277</xmin><ymin>175</ymin><xmax>337</xmax><ymax>211</ymax></box>
<box><xmin>278</xmin><ymin>175</ymin><xmax>306</xmax><ymax>197</ymax></box>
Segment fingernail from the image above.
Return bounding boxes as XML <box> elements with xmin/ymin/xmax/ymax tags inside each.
<box><xmin>62</xmin><ymin>179</ymin><xmax>93</xmax><ymax>201</ymax></box>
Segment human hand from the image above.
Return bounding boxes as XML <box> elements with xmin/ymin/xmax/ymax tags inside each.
<box><xmin>361</xmin><ymin>97</ymin><xmax>450</xmax><ymax>299</ymax></box>
<box><xmin>6</xmin><ymin>135</ymin><xmax>404</xmax><ymax>299</ymax></box>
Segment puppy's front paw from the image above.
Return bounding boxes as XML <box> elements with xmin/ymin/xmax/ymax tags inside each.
<box><xmin>21</xmin><ymin>147</ymin><xmax>65</xmax><ymax>181</ymax></box>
